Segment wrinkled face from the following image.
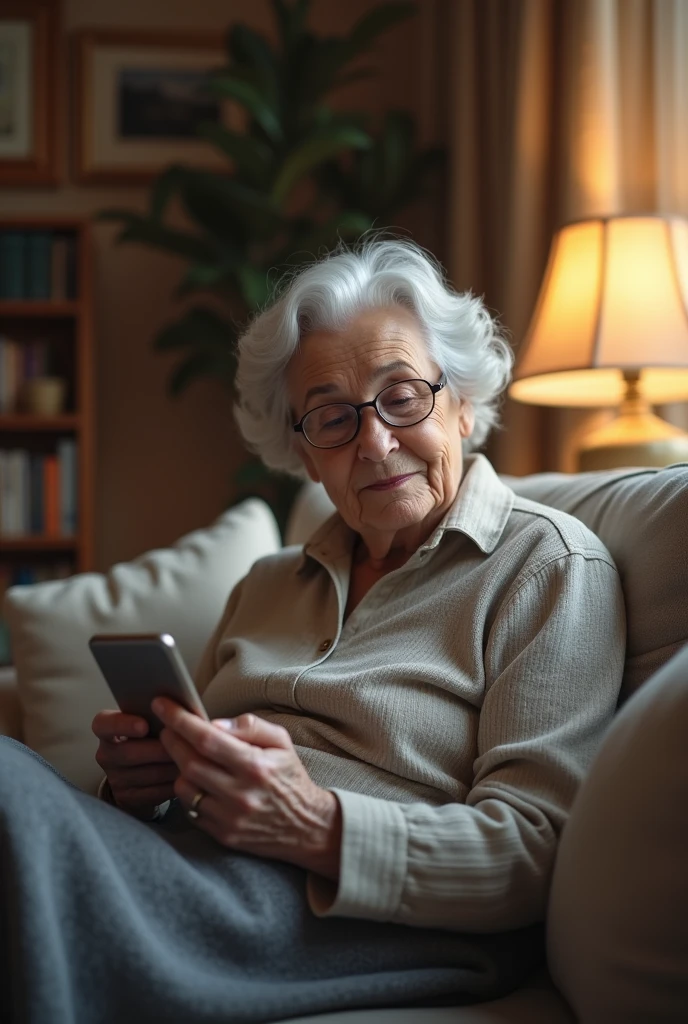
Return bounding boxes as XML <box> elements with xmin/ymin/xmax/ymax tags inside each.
<box><xmin>287</xmin><ymin>307</ymin><xmax>474</xmax><ymax>549</ymax></box>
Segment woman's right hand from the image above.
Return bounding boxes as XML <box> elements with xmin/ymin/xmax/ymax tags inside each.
<box><xmin>92</xmin><ymin>710</ymin><xmax>180</xmax><ymax>819</ymax></box>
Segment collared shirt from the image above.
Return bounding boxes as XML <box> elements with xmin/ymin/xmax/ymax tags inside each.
<box><xmin>195</xmin><ymin>454</ymin><xmax>626</xmax><ymax>932</ymax></box>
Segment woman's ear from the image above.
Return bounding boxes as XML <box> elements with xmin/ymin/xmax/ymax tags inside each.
<box><xmin>458</xmin><ymin>401</ymin><xmax>475</xmax><ymax>439</ymax></box>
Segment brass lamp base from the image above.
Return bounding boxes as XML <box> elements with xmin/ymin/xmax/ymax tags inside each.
<box><xmin>577</xmin><ymin>371</ymin><xmax>688</xmax><ymax>472</ymax></box>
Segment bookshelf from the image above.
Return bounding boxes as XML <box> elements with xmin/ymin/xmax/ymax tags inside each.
<box><xmin>0</xmin><ymin>217</ymin><xmax>95</xmax><ymax>665</ymax></box>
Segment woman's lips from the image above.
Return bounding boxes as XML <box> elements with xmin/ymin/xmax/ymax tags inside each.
<box><xmin>364</xmin><ymin>473</ymin><xmax>416</xmax><ymax>491</ymax></box>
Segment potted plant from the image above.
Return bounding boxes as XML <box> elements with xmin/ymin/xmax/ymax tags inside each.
<box><xmin>99</xmin><ymin>0</ymin><xmax>444</xmax><ymax>530</ymax></box>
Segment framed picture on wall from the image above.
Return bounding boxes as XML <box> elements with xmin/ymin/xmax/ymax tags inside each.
<box><xmin>74</xmin><ymin>30</ymin><xmax>232</xmax><ymax>185</ymax></box>
<box><xmin>0</xmin><ymin>0</ymin><xmax>59</xmax><ymax>185</ymax></box>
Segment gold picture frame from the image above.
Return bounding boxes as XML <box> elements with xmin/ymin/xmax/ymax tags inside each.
<box><xmin>74</xmin><ymin>29</ymin><xmax>230</xmax><ymax>185</ymax></box>
<box><xmin>0</xmin><ymin>0</ymin><xmax>59</xmax><ymax>185</ymax></box>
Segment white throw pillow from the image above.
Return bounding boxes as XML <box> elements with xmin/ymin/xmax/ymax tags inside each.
<box><xmin>546</xmin><ymin>642</ymin><xmax>688</xmax><ymax>1023</ymax></box>
<box><xmin>3</xmin><ymin>498</ymin><xmax>281</xmax><ymax>794</ymax></box>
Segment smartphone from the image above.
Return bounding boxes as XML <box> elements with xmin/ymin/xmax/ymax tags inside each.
<box><xmin>88</xmin><ymin>632</ymin><xmax>210</xmax><ymax>738</ymax></box>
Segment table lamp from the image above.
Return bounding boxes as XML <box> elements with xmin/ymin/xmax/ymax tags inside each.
<box><xmin>509</xmin><ymin>215</ymin><xmax>688</xmax><ymax>471</ymax></box>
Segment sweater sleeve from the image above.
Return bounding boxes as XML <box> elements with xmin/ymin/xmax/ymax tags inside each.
<box><xmin>308</xmin><ymin>552</ymin><xmax>626</xmax><ymax>932</ymax></box>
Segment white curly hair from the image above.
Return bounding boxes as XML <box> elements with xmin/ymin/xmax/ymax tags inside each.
<box><xmin>234</xmin><ymin>238</ymin><xmax>513</xmax><ymax>478</ymax></box>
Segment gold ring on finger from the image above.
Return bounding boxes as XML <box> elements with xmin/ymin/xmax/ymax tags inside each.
<box><xmin>187</xmin><ymin>789</ymin><xmax>206</xmax><ymax>821</ymax></box>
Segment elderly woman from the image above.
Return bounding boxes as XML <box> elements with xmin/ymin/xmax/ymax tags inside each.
<box><xmin>0</xmin><ymin>240</ymin><xmax>625</xmax><ymax>1023</ymax></box>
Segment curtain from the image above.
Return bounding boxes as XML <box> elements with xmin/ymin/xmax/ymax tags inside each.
<box><xmin>445</xmin><ymin>0</ymin><xmax>688</xmax><ymax>475</ymax></box>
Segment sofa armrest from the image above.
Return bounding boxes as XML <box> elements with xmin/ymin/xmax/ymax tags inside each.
<box><xmin>0</xmin><ymin>666</ymin><xmax>22</xmax><ymax>741</ymax></box>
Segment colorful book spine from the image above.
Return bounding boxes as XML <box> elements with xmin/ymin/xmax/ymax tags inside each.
<box><xmin>0</xmin><ymin>230</ymin><xmax>78</xmax><ymax>301</ymax></box>
<box><xmin>57</xmin><ymin>438</ymin><xmax>78</xmax><ymax>535</ymax></box>
<box><xmin>0</xmin><ymin>444</ymin><xmax>78</xmax><ymax>537</ymax></box>
<box><xmin>43</xmin><ymin>453</ymin><xmax>60</xmax><ymax>536</ymax></box>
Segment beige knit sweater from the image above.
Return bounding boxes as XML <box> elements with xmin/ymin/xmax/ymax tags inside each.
<box><xmin>196</xmin><ymin>455</ymin><xmax>626</xmax><ymax>933</ymax></box>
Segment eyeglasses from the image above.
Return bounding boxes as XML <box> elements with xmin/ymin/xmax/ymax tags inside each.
<box><xmin>293</xmin><ymin>373</ymin><xmax>447</xmax><ymax>449</ymax></box>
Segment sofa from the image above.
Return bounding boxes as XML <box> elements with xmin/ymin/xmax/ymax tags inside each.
<box><xmin>2</xmin><ymin>463</ymin><xmax>687</xmax><ymax>1024</ymax></box>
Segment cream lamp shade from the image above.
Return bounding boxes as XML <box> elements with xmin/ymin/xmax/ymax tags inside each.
<box><xmin>510</xmin><ymin>215</ymin><xmax>688</xmax><ymax>470</ymax></box>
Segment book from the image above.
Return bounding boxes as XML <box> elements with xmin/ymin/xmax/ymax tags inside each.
<box><xmin>19</xmin><ymin>449</ymin><xmax>30</xmax><ymax>534</ymax></box>
<box><xmin>65</xmin><ymin>235</ymin><xmax>78</xmax><ymax>299</ymax></box>
<box><xmin>26</xmin><ymin>232</ymin><xmax>52</xmax><ymax>300</ymax></box>
<box><xmin>22</xmin><ymin>339</ymin><xmax>50</xmax><ymax>381</ymax></box>
<box><xmin>0</xmin><ymin>232</ymin><xmax>27</xmax><ymax>299</ymax></box>
<box><xmin>43</xmin><ymin>453</ymin><xmax>60</xmax><ymax>536</ymax></box>
<box><xmin>0</xmin><ymin>449</ymin><xmax>27</xmax><ymax>536</ymax></box>
<box><xmin>57</xmin><ymin>438</ymin><xmax>78</xmax><ymax>535</ymax></box>
<box><xmin>29</xmin><ymin>452</ymin><xmax>45</xmax><ymax>535</ymax></box>
<box><xmin>0</xmin><ymin>336</ymin><xmax>21</xmax><ymax>413</ymax></box>
<box><xmin>50</xmin><ymin>235</ymin><xmax>69</xmax><ymax>300</ymax></box>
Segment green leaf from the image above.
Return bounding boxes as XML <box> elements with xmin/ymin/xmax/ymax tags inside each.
<box><xmin>236</xmin><ymin>264</ymin><xmax>273</xmax><ymax>310</ymax></box>
<box><xmin>180</xmin><ymin>169</ymin><xmax>282</xmax><ymax>242</ymax></box>
<box><xmin>270</xmin><ymin>0</ymin><xmax>310</xmax><ymax>51</ymax></box>
<box><xmin>109</xmin><ymin>215</ymin><xmax>218</xmax><ymax>264</ymax></box>
<box><xmin>173</xmin><ymin>261</ymin><xmax>239</xmax><ymax>299</ymax></box>
<box><xmin>154</xmin><ymin>307</ymin><xmax>239</xmax><ymax>394</ymax></box>
<box><xmin>227</xmin><ymin>24</ymin><xmax>279</xmax><ymax>104</ymax></box>
<box><xmin>330</xmin><ymin>66</ymin><xmax>377</xmax><ymax>91</ymax></box>
<box><xmin>167</xmin><ymin>350</ymin><xmax>236</xmax><ymax>396</ymax></box>
<box><xmin>274</xmin><ymin>211</ymin><xmax>373</xmax><ymax>266</ymax></box>
<box><xmin>311</xmin><ymin>106</ymin><xmax>369</xmax><ymax>132</ymax></box>
<box><xmin>271</xmin><ymin>125</ymin><xmax>372</xmax><ymax>204</ymax></box>
<box><xmin>94</xmin><ymin>208</ymin><xmax>139</xmax><ymax>226</ymax></box>
<box><xmin>347</xmin><ymin>3</ymin><xmax>416</xmax><ymax>55</ymax></box>
<box><xmin>269</xmin><ymin>0</ymin><xmax>291</xmax><ymax>45</ymax></box>
<box><xmin>153</xmin><ymin>306</ymin><xmax>235</xmax><ymax>353</ymax></box>
<box><xmin>292</xmin><ymin>37</ymin><xmax>352</xmax><ymax>104</ymax></box>
<box><xmin>149</xmin><ymin>164</ymin><xmax>187</xmax><ymax>221</ymax></box>
<box><xmin>380</xmin><ymin>110</ymin><xmax>415</xmax><ymax>197</ymax></box>
<box><xmin>196</xmin><ymin>123</ymin><xmax>273</xmax><ymax>183</ymax></box>
<box><xmin>206</xmin><ymin>75</ymin><xmax>282</xmax><ymax>143</ymax></box>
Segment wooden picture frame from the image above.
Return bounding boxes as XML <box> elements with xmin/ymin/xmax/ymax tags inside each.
<box><xmin>74</xmin><ymin>30</ymin><xmax>230</xmax><ymax>186</ymax></box>
<box><xmin>0</xmin><ymin>0</ymin><xmax>59</xmax><ymax>185</ymax></box>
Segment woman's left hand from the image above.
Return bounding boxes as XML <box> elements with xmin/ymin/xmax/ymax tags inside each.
<box><xmin>152</xmin><ymin>698</ymin><xmax>342</xmax><ymax>880</ymax></box>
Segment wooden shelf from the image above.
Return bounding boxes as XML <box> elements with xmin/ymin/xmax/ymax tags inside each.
<box><xmin>0</xmin><ymin>414</ymin><xmax>79</xmax><ymax>432</ymax></box>
<box><xmin>0</xmin><ymin>536</ymin><xmax>79</xmax><ymax>551</ymax></box>
<box><xmin>0</xmin><ymin>218</ymin><xmax>94</xmax><ymax>577</ymax></box>
<box><xmin>0</xmin><ymin>301</ymin><xmax>80</xmax><ymax>318</ymax></box>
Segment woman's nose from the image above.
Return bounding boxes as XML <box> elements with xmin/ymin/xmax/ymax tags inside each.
<box><xmin>356</xmin><ymin>407</ymin><xmax>399</xmax><ymax>461</ymax></box>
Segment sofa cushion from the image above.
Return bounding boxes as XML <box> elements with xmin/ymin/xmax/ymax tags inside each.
<box><xmin>546</xmin><ymin>642</ymin><xmax>688</xmax><ymax>1023</ymax></box>
<box><xmin>2</xmin><ymin>498</ymin><xmax>280</xmax><ymax>794</ymax></box>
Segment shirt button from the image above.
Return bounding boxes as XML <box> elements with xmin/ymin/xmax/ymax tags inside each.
<box><xmin>318</xmin><ymin>639</ymin><xmax>333</xmax><ymax>652</ymax></box>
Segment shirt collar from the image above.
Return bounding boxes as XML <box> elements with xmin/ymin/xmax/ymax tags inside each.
<box><xmin>299</xmin><ymin>512</ymin><xmax>355</xmax><ymax>574</ymax></box>
<box><xmin>418</xmin><ymin>453</ymin><xmax>514</xmax><ymax>556</ymax></box>
<box><xmin>299</xmin><ymin>452</ymin><xmax>514</xmax><ymax>571</ymax></box>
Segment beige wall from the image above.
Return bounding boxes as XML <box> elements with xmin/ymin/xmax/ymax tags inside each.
<box><xmin>0</xmin><ymin>0</ymin><xmax>444</xmax><ymax>569</ymax></box>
